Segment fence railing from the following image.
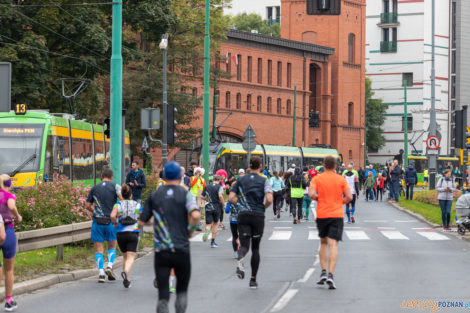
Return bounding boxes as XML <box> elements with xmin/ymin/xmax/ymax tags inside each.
<box><xmin>16</xmin><ymin>221</ymin><xmax>92</xmax><ymax>260</ymax></box>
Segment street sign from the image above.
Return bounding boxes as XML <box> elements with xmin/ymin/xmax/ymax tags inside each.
<box><xmin>427</xmin><ymin>149</ymin><xmax>438</xmax><ymax>155</ymax></box>
<box><xmin>142</xmin><ymin>136</ymin><xmax>149</xmax><ymax>150</ymax></box>
<box><xmin>426</xmin><ymin>136</ymin><xmax>440</xmax><ymax>150</ymax></box>
<box><xmin>0</xmin><ymin>63</ymin><xmax>11</xmax><ymax>112</ymax></box>
<box><xmin>141</xmin><ymin>108</ymin><xmax>160</xmax><ymax>130</ymax></box>
<box><xmin>243</xmin><ymin>125</ymin><xmax>256</xmax><ymax>139</ymax></box>
<box><xmin>242</xmin><ymin>138</ymin><xmax>256</xmax><ymax>152</ymax></box>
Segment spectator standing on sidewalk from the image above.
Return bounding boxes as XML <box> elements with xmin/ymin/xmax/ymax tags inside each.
<box><xmin>436</xmin><ymin>169</ymin><xmax>456</xmax><ymax>231</ymax></box>
<box><xmin>404</xmin><ymin>163</ymin><xmax>418</xmax><ymax>200</ymax></box>
<box><xmin>125</xmin><ymin>161</ymin><xmax>146</xmax><ymax>204</ymax></box>
<box><xmin>364</xmin><ymin>172</ymin><xmax>375</xmax><ymax>201</ymax></box>
<box><xmin>390</xmin><ymin>160</ymin><xmax>403</xmax><ymax>202</ymax></box>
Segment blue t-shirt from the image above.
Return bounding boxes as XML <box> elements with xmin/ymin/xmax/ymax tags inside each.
<box><xmin>86</xmin><ymin>181</ymin><xmax>121</xmax><ymax>217</ymax></box>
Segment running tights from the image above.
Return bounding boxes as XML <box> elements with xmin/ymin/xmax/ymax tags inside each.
<box><xmin>230</xmin><ymin>223</ymin><xmax>239</xmax><ymax>252</ymax></box>
<box><xmin>154</xmin><ymin>251</ymin><xmax>191</xmax><ymax>313</ymax></box>
<box><xmin>239</xmin><ymin>235</ymin><xmax>261</xmax><ymax>278</ymax></box>
<box><xmin>237</xmin><ymin>214</ymin><xmax>264</xmax><ymax>279</ymax></box>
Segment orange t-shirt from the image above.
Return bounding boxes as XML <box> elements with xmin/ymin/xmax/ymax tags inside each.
<box><xmin>310</xmin><ymin>171</ymin><xmax>350</xmax><ymax>219</ymax></box>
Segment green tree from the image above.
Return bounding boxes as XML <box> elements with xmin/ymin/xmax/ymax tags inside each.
<box><xmin>365</xmin><ymin>77</ymin><xmax>388</xmax><ymax>151</ymax></box>
<box><xmin>229</xmin><ymin>13</ymin><xmax>280</xmax><ymax>37</ymax></box>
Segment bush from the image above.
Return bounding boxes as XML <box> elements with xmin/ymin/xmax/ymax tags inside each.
<box><xmin>14</xmin><ymin>179</ymin><xmax>92</xmax><ymax>232</ymax></box>
<box><xmin>142</xmin><ymin>173</ymin><xmax>159</xmax><ymax>205</ymax></box>
<box><xmin>414</xmin><ymin>190</ymin><xmax>462</xmax><ymax>207</ymax></box>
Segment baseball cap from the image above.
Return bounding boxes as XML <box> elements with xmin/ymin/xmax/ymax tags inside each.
<box><xmin>163</xmin><ymin>161</ymin><xmax>182</xmax><ymax>180</ymax></box>
<box><xmin>238</xmin><ymin>169</ymin><xmax>245</xmax><ymax>174</ymax></box>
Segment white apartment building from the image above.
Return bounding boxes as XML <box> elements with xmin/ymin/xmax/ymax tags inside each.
<box><xmin>225</xmin><ymin>0</ymin><xmax>281</xmax><ymax>24</ymax></box>
<box><xmin>366</xmin><ymin>0</ymin><xmax>450</xmax><ymax>165</ymax></box>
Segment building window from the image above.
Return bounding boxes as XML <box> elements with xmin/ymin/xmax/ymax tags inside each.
<box><xmin>247</xmin><ymin>94</ymin><xmax>252</xmax><ymax>111</ymax></box>
<box><xmin>257</xmin><ymin>58</ymin><xmax>263</xmax><ymax>83</ymax></box>
<box><xmin>267</xmin><ymin>97</ymin><xmax>272</xmax><ymax>113</ymax></box>
<box><xmin>287</xmin><ymin>63</ymin><xmax>292</xmax><ymax>88</ymax></box>
<box><xmin>349</xmin><ymin>150</ymin><xmax>353</xmax><ymax>160</ymax></box>
<box><xmin>348</xmin><ymin>102</ymin><xmax>354</xmax><ymax>126</ymax></box>
<box><xmin>226</xmin><ymin>52</ymin><xmax>231</xmax><ymax>74</ymax></box>
<box><xmin>392</xmin><ymin>27</ymin><xmax>397</xmax><ymax>41</ymax></box>
<box><xmin>236</xmin><ymin>93</ymin><xmax>241</xmax><ymax>109</ymax></box>
<box><xmin>267</xmin><ymin>6</ymin><xmax>273</xmax><ymax>20</ymax></box>
<box><xmin>382</xmin><ymin>28</ymin><xmax>389</xmax><ymax>41</ymax></box>
<box><xmin>402</xmin><ymin>73</ymin><xmax>413</xmax><ymax>86</ymax></box>
<box><xmin>276</xmin><ymin>6</ymin><xmax>280</xmax><ymax>20</ymax></box>
<box><xmin>401</xmin><ymin>116</ymin><xmax>413</xmax><ymax>131</ymax></box>
<box><xmin>451</xmin><ymin>100</ymin><xmax>456</xmax><ymax>111</ymax></box>
<box><xmin>383</xmin><ymin>0</ymin><xmax>389</xmax><ymax>13</ymax></box>
<box><xmin>286</xmin><ymin>100</ymin><xmax>292</xmax><ymax>115</ymax></box>
<box><xmin>192</xmin><ymin>88</ymin><xmax>198</xmax><ymax>97</ymax></box>
<box><xmin>392</xmin><ymin>0</ymin><xmax>397</xmax><ymax>12</ymax></box>
<box><xmin>348</xmin><ymin>34</ymin><xmax>355</xmax><ymax>63</ymax></box>
<box><xmin>368</xmin><ymin>147</ymin><xmax>379</xmax><ymax>154</ymax></box>
<box><xmin>277</xmin><ymin>98</ymin><xmax>282</xmax><ymax>114</ymax></box>
<box><xmin>257</xmin><ymin>96</ymin><xmax>262</xmax><ymax>112</ymax></box>
<box><xmin>452</xmin><ymin>1</ymin><xmax>456</xmax><ymax>49</ymax></box>
<box><xmin>236</xmin><ymin>54</ymin><xmax>242</xmax><ymax>81</ymax></box>
<box><xmin>277</xmin><ymin>61</ymin><xmax>282</xmax><ymax>87</ymax></box>
<box><xmin>215</xmin><ymin>90</ymin><xmax>220</xmax><ymax>107</ymax></box>
<box><xmin>247</xmin><ymin>56</ymin><xmax>252</xmax><ymax>82</ymax></box>
<box><xmin>226</xmin><ymin>92</ymin><xmax>231</xmax><ymax>109</ymax></box>
<box><xmin>268</xmin><ymin>60</ymin><xmax>273</xmax><ymax>85</ymax></box>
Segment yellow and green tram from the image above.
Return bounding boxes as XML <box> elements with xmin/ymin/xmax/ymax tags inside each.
<box><xmin>212</xmin><ymin>143</ymin><xmax>341</xmax><ymax>175</ymax></box>
<box><xmin>0</xmin><ymin>111</ymin><xmax>130</xmax><ymax>187</ymax></box>
<box><xmin>407</xmin><ymin>155</ymin><xmax>461</xmax><ymax>185</ymax></box>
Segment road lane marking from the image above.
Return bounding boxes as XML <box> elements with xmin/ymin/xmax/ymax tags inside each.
<box><xmin>269</xmin><ymin>231</ymin><xmax>292</xmax><ymax>240</ymax></box>
<box><xmin>380</xmin><ymin>230</ymin><xmax>409</xmax><ymax>240</ymax></box>
<box><xmin>227</xmin><ymin>236</ymin><xmax>232</xmax><ymax>241</ymax></box>
<box><xmin>363</xmin><ymin>220</ymin><xmax>387</xmax><ymax>223</ymax></box>
<box><xmin>270</xmin><ymin>289</ymin><xmax>299</xmax><ymax>312</ymax></box>
<box><xmin>274</xmin><ymin>227</ymin><xmax>292</xmax><ymax>229</ymax></box>
<box><xmin>412</xmin><ymin>227</ymin><xmax>432</xmax><ymax>230</ymax></box>
<box><xmin>377</xmin><ymin>227</ymin><xmax>396</xmax><ymax>230</ymax></box>
<box><xmin>308</xmin><ymin>231</ymin><xmax>319</xmax><ymax>240</ymax></box>
<box><xmin>190</xmin><ymin>233</ymin><xmax>204</xmax><ymax>242</ymax></box>
<box><xmin>417</xmin><ymin>231</ymin><xmax>450</xmax><ymax>240</ymax></box>
<box><xmin>345</xmin><ymin>230</ymin><xmax>370</xmax><ymax>240</ymax></box>
<box><xmin>297</xmin><ymin>268</ymin><xmax>314</xmax><ymax>283</ymax></box>
<box><xmin>344</xmin><ymin>226</ymin><xmax>362</xmax><ymax>229</ymax></box>
<box><xmin>395</xmin><ymin>220</ymin><xmax>417</xmax><ymax>223</ymax></box>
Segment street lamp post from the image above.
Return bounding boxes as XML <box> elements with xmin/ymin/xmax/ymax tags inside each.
<box><xmin>202</xmin><ymin>0</ymin><xmax>211</xmax><ymax>180</ymax></box>
<box><xmin>160</xmin><ymin>34</ymin><xmax>169</xmax><ymax>166</ymax></box>
<box><xmin>429</xmin><ymin>0</ymin><xmax>437</xmax><ymax>189</ymax></box>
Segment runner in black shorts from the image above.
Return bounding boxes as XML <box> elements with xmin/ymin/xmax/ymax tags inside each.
<box><xmin>139</xmin><ymin>161</ymin><xmax>200</xmax><ymax>313</ymax></box>
<box><xmin>201</xmin><ymin>175</ymin><xmax>225</xmax><ymax>248</ymax></box>
<box><xmin>229</xmin><ymin>157</ymin><xmax>273</xmax><ymax>289</ymax></box>
<box><xmin>309</xmin><ymin>156</ymin><xmax>352</xmax><ymax>290</ymax></box>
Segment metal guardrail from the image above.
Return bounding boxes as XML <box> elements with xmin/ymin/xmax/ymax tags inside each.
<box><xmin>16</xmin><ymin>221</ymin><xmax>92</xmax><ymax>259</ymax></box>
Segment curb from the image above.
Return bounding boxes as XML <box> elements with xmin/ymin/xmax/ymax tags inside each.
<box><xmin>3</xmin><ymin>247</ymin><xmax>153</xmax><ymax>299</ymax></box>
<box><xmin>387</xmin><ymin>201</ymin><xmax>470</xmax><ymax>243</ymax></box>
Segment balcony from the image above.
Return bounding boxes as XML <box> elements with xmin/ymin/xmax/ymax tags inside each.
<box><xmin>380</xmin><ymin>41</ymin><xmax>397</xmax><ymax>53</ymax></box>
<box><xmin>379</xmin><ymin>12</ymin><xmax>399</xmax><ymax>26</ymax></box>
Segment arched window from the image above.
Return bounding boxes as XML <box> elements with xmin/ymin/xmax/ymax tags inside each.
<box><xmin>247</xmin><ymin>94</ymin><xmax>252</xmax><ymax>110</ymax></box>
<box><xmin>267</xmin><ymin>97</ymin><xmax>272</xmax><ymax>113</ymax></box>
<box><xmin>286</xmin><ymin>99</ymin><xmax>292</xmax><ymax>115</ymax></box>
<box><xmin>225</xmin><ymin>92</ymin><xmax>231</xmax><ymax>109</ymax></box>
<box><xmin>277</xmin><ymin>98</ymin><xmax>282</xmax><ymax>114</ymax></box>
<box><xmin>236</xmin><ymin>93</ymin><xmax>241</xmax><ymax>109</ymax></box>
<box><xmin>257</xmin><ymin>96</ymin><xmax>262</xmax><ymax>112</ymax></box>
<box><xmin>348</xmin><ymin>33</ymin><xmax>355</xmax><ymax>63</ymax></box>
<box><xmin>348</xmin><ymin>102</ymin><xmax>354</xmax><ymax>125</ymax></box>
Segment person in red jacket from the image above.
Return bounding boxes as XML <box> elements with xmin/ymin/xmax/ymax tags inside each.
<box><xmin>374</xmin><ymin>173</ymin><xmax>387</xmax><ymax>202</ymax></box>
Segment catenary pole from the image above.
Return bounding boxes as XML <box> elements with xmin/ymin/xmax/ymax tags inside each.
<box><xmin>429</xmin><ymin>0</ymin><xmax>437</xmax><ymax>189</ymax></box>
<box><xmin>110</xmin><ymin>0</ymin><xmax>122</xmax><ymax>183</ymax></box>
<box><xmin>202</xmin><ymin>0</ymin><xmax>211</xmax><ymax>180</ymax></box>
<box><xmin>404</xmin><ymin>80</ymin><xmax>408</xmax><ymax>167</ymax></box>
<box><xmin>162</xmin><ymin>37</ymin><xmax>168</xmax><ymax>165</ymax></box>
<box><xmin>292</xmin><ymin>86</ymin><xmax>297</xmax><ymax>146</ymax></box>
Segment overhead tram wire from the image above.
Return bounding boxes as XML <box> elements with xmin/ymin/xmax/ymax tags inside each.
<box><xmin>0</xmin><ymin>2</ymin><xmax>120</xmax><ymax>7</ymax></box>
<box><xmin>0</xmin><ymin>3</ymin><xmax>110</xmax><ymax>62</ymax></box>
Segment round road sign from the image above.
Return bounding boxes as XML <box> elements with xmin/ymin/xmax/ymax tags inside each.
<box><xmin>426</xmin><ymin>136</ymin><xmax>440</xmax><ymax>150</ymax></box>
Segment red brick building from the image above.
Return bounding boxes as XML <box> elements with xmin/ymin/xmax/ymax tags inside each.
<box><xmin>156</xmin><ymin>0</ymin><xmax>366</xmax><ymax>168</ymax></box>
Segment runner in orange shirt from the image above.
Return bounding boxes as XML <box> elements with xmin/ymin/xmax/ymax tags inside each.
<box><xmin>309</xmin><ymin>156</ymin><xmax>352</xmax><ymax>290</ymax></box>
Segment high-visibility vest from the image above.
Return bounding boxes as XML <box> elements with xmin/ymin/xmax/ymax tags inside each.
<box><xmin>190</xmin><ymin>177</ymin><xmax>205</xmax><ymax>197</ymax></box>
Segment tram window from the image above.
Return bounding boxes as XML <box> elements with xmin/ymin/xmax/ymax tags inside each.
<box><xmin>267</xmin><ymin>156</ymin><xmax>282</xmax><ymax>173</ymax></box>
<box><xmin>72</xmin><ymin>137</ymin><xmax>93</xmax><ymax>181</ymax></box>
<box><xmin>44</xmin><ymin>135</ymin><xmax>54</xmax><ymax>182</ymax></box>
<box><xmin>94</xmin><ymin>135</ymin><xmax>105</xmax><ymax>180</ymax></box>
<box><xmin>56</xmin><ymin>135</ymin><xmax>71</xmax><ymax>179</ymax></box>
<box><xmin>105</xmin><ymin>140</ymin><xmax>111</xmax><ymax>165</ymax></box>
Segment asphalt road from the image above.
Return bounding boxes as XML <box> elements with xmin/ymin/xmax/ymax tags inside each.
<box><xmin>16</xmin><ymin>198</ymin><xmax>470</xmax><ymax>313</ymax></box>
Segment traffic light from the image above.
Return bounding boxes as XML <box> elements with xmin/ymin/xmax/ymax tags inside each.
<box><xmin>309</xmin><ymin>111</ymin><xmax>319</xmax><ymax>128</ymax></box>
<box><xmin>307</xmin><ymin>0</ymin><xmax>340</xmax><ymax>15</ymax></box>
<box><xmin>104</xmin><ymin>117</ymin><xmax>110</xmax><ymax>138</ymax></box>
<box><xmin>167</xmin><ymin>105</ymin><xmax>177</xmax><ymax>145</ymax></box>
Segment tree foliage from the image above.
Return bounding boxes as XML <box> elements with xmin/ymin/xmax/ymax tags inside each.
<box><xmin>228</xmin><ymin>13</ymin><xmax>280</xmax><ymax>37</ymax></box>
<box><xmin>365</xmin><ymin>77</ymin><xmax>388</xmax><ymax>150</ymax></box>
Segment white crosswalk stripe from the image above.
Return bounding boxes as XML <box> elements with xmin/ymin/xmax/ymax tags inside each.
<box><xmin>308</xmin><ymin>231</ymin><xmax>319</xmax><ymax>240</ymax></box>
<box><xmin>416</xmin><ymin>231</ymin><xmax>450</xmax><ymax>241</ymax></box>
<box><xmin>345</xmin><ymin>230</ymin><xmax>370</xmax><ymax>240</ymax></box>
<box><xmin>380</xmin><ymin>230</ymin><xmax>409</xmax><ymax>240</ymax></box>
<box><xmin>190</xmin><ymin>232</ymin><xmax>212</xmax><ymax>242</ymax></box>
<box><xmin>269</xmin><ymin>231</ymin><xmax>292</xmax><ymax>240</ymax></box>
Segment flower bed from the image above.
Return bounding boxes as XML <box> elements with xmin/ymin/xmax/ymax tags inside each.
<box><xmin>414</xmin><ymin>190</ymin><xmax>462</xmax><ymax>206</ymax></box>
<box><xmin>14</xmin><ymin>179</ymin><xmax>92</xmax><ymax>232</ymax></box>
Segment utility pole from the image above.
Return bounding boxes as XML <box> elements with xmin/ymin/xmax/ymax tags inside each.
<box><xmin>404</xmin><ymin>80</ymin><xmax>408</xmax><ymax>167</ymax></box>
<box><xmin>212</xmin><ymin>74</ymin><xmax>218</xmax><ymax>140</ymax></box>
<box><xmin>202</xmin><ymin>0</ymin><xmax>210</xmax><ymax>180</ymax></box>
<box><xmin>429</xmin><ymin>0</ymin><xmax>437</xmax><ymax>189</ymax></box>
<box><xmin>110</xmin><ymin>0</ymin><xmax>123</xmax><ymax>184</ymax></box>
<box><xmin>160</xmin><ymin>34</ymin><xmax>169</xmax><ymax>165</ymax></box>
<box><xmin>292</xmin><ymin>86</ymin><xmax>297</xmax><ymax>146</ymax></box>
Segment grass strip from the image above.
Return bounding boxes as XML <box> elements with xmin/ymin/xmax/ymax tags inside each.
<box><xmin>398</xmin><ymin>196</ymin><xmax>456</xmax><ymax>227</ymax></box>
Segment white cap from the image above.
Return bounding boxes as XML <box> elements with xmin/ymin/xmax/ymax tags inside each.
<box><xmin>291</xmin><ymin>164</ymin><xmax>296</xmax><ymax>168</ymax></box>
<box><xmin>238</xmin><ymin>169</ymin><xmax>245</xmax><ymax>174</ymax></box>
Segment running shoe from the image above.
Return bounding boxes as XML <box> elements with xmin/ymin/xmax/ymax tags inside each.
<box><xmin>121</xmin><ymin>271</ymin><xmax>131</xmax><ymax>289</ymax></box>
<box><xmin>316</xmin><ymin>271</ymin><xmax>327</xmax><ymax>285</ymax></box>
<box><xmin>234</xmin><ymin>251</ymin><xmax>238</xmax><ymax>259</ymax></box>
<box><xmin>277</xmin><ymin>212</ymin><xmax>280</xmax><ymax>219</ymax></box>
<box><xmin>202</xmin><ymin>228</ymin><xmax>211</xmax><ymax>242</ymax></box>
<box><xmin>326</xmin><ymin>274</ymin><xmax>336</xmax><ymax>290</ymax></box>
<box><xmin>98</xmin><ymin>275</ymin><xmax>106</xmax><ymax>283</ymax></box>
<box><xmin>305</xmin><ymin>218</ymin><xmax>309</xmax><ymax>221</ymax></box>
<box><xmin>351</xmin><ymin>216</ymin><xmax>355</xmax><ymax>224</ymax></box>
<box><xmin>236</xmin><ymin>261</ymin><xmax>245</xmax><ymax>279</ymax></box>
<box><xmin>169</xmin><ymin>286</ymin><xmax>176</xmax><ymax>294</ymax></box>
<box><xmin>211</xmin><ymin>242</ymin><xmax>218</xmax><ymax>248</ymax></box>
<box><xmin>293</xmin><ymin>219</ymin><xmax>297</xmax><ymax>224</ymax></box>
<box><xmin>249</xmin><ymin>279</ymin><xmax>258</xmax><ymax>290</ymax></box>
<box><xmin>4</xmin><ymin>300</ymin><xmax>17</xmax><ymax>312</ymax></box>
<box><xmin>105</xmin><ymin>267</ymin><xmax>116</xmax><ymax>281</ymax></box>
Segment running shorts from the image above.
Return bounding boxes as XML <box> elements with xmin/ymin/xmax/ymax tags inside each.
<box><xmin>91</xmin><ymin>220</ymin><xmax>117</xmax><ymax>242</ymax></box>
<box><xmin>316</xmin><ymin>218</ymin><xmax>344</xmax><ymax>241</ymax></box>
<box><xmin>205</xmin><ymin>209</ymin><xmax>220</xmax><ymax>225</ymax></box>
<box><xmin>117</xmin><ymin>232</ymin><xmax>139</xmax><ymax>253</ymax></box>
<box><xmin>237</xmin><ymin>212</ymin><xmax>264</xmax><ymax>239</ymax></box>
<box><xmin>1</xmin><ymin>226</ymin><xmax>16</xmax><ymax>259</ymax></box>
